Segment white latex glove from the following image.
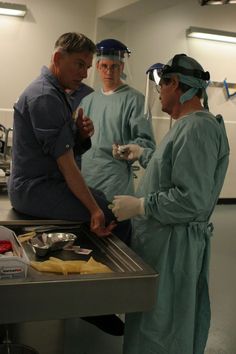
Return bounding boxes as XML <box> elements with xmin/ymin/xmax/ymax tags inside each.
<box><xmin>112</xmin><ymin>144</ymin><xmax>144</xmax><ymax>161</ymax></box>
<box><xmin>112</xmin><ymin>144</ymin><xmax>125</xmax><ymax>160</ymax></box>
<box><xmin>110</xmin><ymin>195</ymin><xmax>145</xmax><ymax>221</ymax></box>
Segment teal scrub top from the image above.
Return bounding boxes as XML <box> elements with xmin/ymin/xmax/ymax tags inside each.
<box><xmin>80</xmin><ymin>84</ymin><xmax>155</xmax><ymax>201</ymax></box>
<box><xmin>124</xmin><ymin>111</ymin><xmax>229</xmax><ymax>354</ymax></box>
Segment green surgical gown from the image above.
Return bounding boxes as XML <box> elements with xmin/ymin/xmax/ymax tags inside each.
<box><xmin>80</xmin><ymin>85</ymin><xmax>155</xmax><ymax>201</ymax></box>
<box><xmin>124</xmin><ymin>111</ymin><xmax>229</xmax><ymax>354</ymax></box>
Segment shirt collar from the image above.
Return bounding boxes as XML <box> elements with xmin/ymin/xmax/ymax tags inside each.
<box><xmin>41</xmin><ymin>66</ymin><xmax>72</xmax><ymax>112</ymax></box>
<box><xmin>41</xmin><ymin>66</ymin><xmax>65</xmax><ymax>94</ymax></box>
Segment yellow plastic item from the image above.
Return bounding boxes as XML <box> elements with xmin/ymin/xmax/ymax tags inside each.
<box><xmin>30</xmin><ymin>256</ymin><xmax>112</xmax><ymax>275</ymax></box>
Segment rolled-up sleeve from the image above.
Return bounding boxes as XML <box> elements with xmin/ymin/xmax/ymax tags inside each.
<box><xmin>29</xmin><ymin>94</ymin><xmax>75</xmax><ymax>159</ymax></box>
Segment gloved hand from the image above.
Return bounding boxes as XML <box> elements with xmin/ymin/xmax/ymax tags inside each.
<box><xmin>110</xmin><ymin>195</ymin><xmax>145</xmax><ymax>221</ymax></box>
<box><xmin>112</xmin><ymin>144</ymin><xmax>144</xmax><ymax>161</ymax></box>
<box><xmin>112</xmin><ymin>144</ymin><xmax>125</xmax><ymax>160</ymax></box>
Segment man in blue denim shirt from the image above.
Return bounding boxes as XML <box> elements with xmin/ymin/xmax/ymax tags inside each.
<box><xmin>8</xmin><ymin>32</ymin><xmax>129</xmax><ymax>241</ymax></box>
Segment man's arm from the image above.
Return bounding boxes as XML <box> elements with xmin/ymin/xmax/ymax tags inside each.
<box><xmin>57</xmin><ymin>149</ymin><xmax>115</xmax><ymax>236</ymax></box>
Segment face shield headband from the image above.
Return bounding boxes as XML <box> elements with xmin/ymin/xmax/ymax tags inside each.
<box><xmin>96</xmin><ymin>39</ymin><xmax>131</xmax><ymax>61</ymax></box>
<box><xmin>159</xmin><ymin>54</ymin><xmax>210</xmax><ymax>109</ymax></box>
<box><xmin>160</xmin><ymin>64</ymin><xmax>210</xmax><ymax>81</ymax></box>
<box><xmin>96</xmin><ymin>48</ymin><xmax>130</xmax><ymax>63</ymax></box>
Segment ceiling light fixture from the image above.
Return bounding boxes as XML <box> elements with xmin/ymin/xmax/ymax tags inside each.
<box><xmin>186</xmin><ymin>26</ymin><xmax>236</xmax><ymax>44</ymax></box>
<box><xmin>199</xmin><ymin>0</ymin><xmax>236</xmax><ymax>5</ymax></box>
<box><xmin>0</xmin><ymin>2</ymin><xmax>27</xmax><ymax>17</ymax></box>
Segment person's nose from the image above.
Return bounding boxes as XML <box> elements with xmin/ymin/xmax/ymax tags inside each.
<box><xmin>106</xmin><ymin>66</ymin><xmax>113</xmax><ymax>72</ymax></box>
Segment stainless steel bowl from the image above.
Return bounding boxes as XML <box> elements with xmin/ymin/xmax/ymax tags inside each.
<box><xmin>31</xmin><ymin>232</ymin><xmax>77</xmax><ymax>257</ymax></box>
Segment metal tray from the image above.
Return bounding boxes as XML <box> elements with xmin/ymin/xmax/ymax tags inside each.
<box><xmin>0</xmin><ymin>224</ymin><xmax>158</xmax><ymax>324</ymax></box>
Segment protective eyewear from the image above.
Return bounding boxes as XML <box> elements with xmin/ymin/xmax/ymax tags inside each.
<box><xmin>99</xmin><ymin>63</ymin><xmax>121</xmax><ymax>72</ymax></box>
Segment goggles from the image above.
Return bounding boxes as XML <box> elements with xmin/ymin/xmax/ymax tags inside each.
<box><xmin>98</xmin><ymin>62</ymin><xmax>121</xmax><ymax>72</ymax></box>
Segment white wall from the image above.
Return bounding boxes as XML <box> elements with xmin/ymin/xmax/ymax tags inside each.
<box><xmin>0</xmin><ymin>0</ymin><xmax>97</xmax><ymax>112</ymax></box>
<box><xmin>96</xmin><ymin>0</ymin><xmax>138</xmax><ymax>18</ymax></box>
<box><xmin>0</xmin><ymin>0</ymin><xmax>235</xmax><ymax>197</ymax></box>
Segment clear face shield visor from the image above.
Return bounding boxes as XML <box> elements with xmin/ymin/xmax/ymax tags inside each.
<box><xmin>96</xmin><ymin>52</ymin><xmax>129</xmax><ymax>81</ymax></box>
<box><xmin>144</xmin><ymin>63</ymin><xmax>164</xmax><ymax>118</ymax></box>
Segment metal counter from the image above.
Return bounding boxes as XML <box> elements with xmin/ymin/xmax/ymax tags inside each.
<box><xmin>0</xmin><ymin>221</ymin><xmax>158</xmax><ymax>325</ymax></box>
<box><xmin>0</xmin><ymin>193</ymin><xmax>79</xmax><ymax>226</ymax></box>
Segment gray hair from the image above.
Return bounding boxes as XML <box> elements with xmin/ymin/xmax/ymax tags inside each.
<box><xmin>54</xmin><ymin>32</ymin><xmax>96</xmax><ymax>54</ymax></box>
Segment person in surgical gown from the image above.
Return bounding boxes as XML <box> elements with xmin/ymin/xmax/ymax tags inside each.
<box><xmin>111</xmin><ymin>54</ymin><xmax>230</xmax><ymax>354</ymax></box>
<box><xmin>80</xmin><ymin>39</ymin><xmax>155</xmax><ymax>202</ymax></box>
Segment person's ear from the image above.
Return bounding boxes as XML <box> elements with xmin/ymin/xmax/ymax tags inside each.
<box><xmin>53</xmin><ymin>51</ymin><xmax>63</xmax><ymax>67</ymax></box>
<box><xmin>171</xmin><ymin>75</ymin><xmax>180</xmax><ymax>89</ymax></box>
<box><xmin>170</xmin><ymin>75</ymin><xmax>180</xmax><ymax>93</ymax></box>
<box><xmin>120</xmin><ymin>62</ymin><xmax>124</xmax><ymax>72</ymax></box>
<box><xmin>96</xmin><ymin>61</ymin><xmax>99</xmax><ymax>70</ymax></box>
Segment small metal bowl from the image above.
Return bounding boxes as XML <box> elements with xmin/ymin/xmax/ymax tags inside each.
<box><xmin>31</xmin><ymin>232</ymin><xmax>77</xmax><ymax>257</ymax></box>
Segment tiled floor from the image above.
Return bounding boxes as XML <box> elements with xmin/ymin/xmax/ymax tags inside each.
<box><xmin>205</xmin><ymin>204</ymin><xmax>236</xmax><ymax>354</ymax></box>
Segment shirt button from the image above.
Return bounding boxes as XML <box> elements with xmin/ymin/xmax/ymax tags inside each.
<box><xmin>66</xmin><ymin>144</ymin><xmax>70</xmax><ymax>149</ymax></box>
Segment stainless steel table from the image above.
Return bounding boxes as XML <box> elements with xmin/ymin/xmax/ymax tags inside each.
<box><xmin>0</xmin><ymin>194</ymin><xmax>158</xmax><ymax>325</ymax></box>
<box><xmin>0</xmin><ymin>191</ymin><xmax>79</xmax><ymax>226</ymax></box>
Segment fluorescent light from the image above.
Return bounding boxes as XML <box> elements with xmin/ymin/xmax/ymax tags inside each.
<box><xmin>186</xmin><ymin>27</ymin><xmax>236</xmax><ymax>44</ymax></box>
<box><xmin>199</xmin><ymin>0</ymin><xmax>236</xmax><ymax>4</ymax></box>
<box><xmin>0</xmin><ymin>2</ymin><xmax>27</xmax><ymax>17</ymax></box>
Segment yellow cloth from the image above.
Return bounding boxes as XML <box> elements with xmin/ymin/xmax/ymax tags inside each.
<box><xmin>30</xmin><ymin>256</ymin><xmax>112</xmax><ymax>275</ymax></box>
